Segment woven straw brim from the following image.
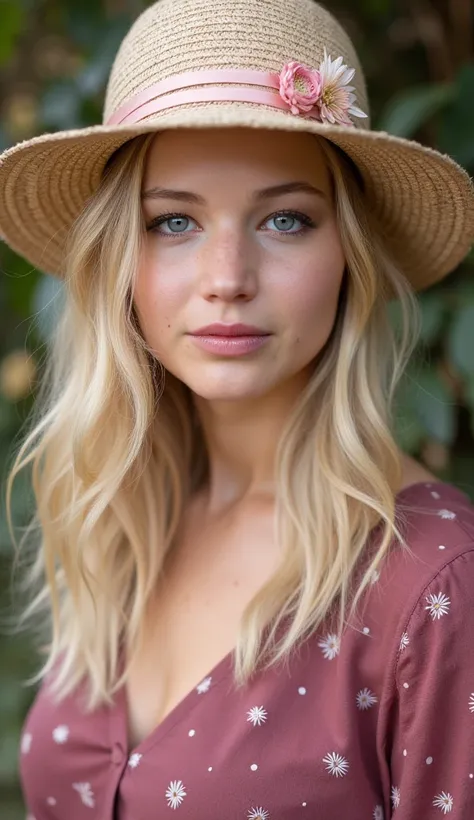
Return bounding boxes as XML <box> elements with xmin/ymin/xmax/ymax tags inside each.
<box><xmin>0</xmin><ymin>103</ymin><xmax>473</xmax><ymax>290</ymax></box>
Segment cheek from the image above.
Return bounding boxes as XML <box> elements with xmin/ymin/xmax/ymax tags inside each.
<box><xmin>283</xmin><ymin>242</ymin><xmax>345</xmax><ymax>348</ymax></box>
<box><xmin>133</xmin><ymin>250</ymin><xmax>188</xmax><ymax>348</ymax></box>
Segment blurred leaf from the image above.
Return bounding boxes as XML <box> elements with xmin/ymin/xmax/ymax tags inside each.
<box><xmin>0</xmin><ymin>675</ymin><xmax>24</xmax><ymax>716</ymax></box>
<box><xmin>377</xmin><ymin>83</ymin><xmax>454</xmax><ymax>138</ymax></box>
<box><xmin>0</xmin><ymin>394</ymin><xmax>18</xmax><ymax>435</ymax></box>
<box><xmin>31</xmin><ymin>274</ymin><xmax>65</xmax><ymax>344</ymax></box>
<box><xmin>66</xmin><ymin>6</ymin><xmax>132</xmax><ymax>54</ymax></box>
<box><xmin>417</xmin><ymin>291</ymin><xmax>447</xmax><ymax>347</ymax></box>
<box><xmin>386</xmin><ymin>298</ymin><xmax>406</xmax><ymax>341</ymax></box>
<box><xmin>437</xmin><ymin>64</ymin><xmax>474</xmax><ymax>168</ymax></box>
<box><xmin>39</xmin><ymin>78</ymin><xmax>82</xmax><ymax>129</ymax></box>
<box><xmin>75</xmin><ymin>18</ymin><xmax>131</xmax><ymax>98</ymax></box>
<box><xmin>465</xmin><ymin>379</ymin><xmax>474</xmax><ymax>438</ymax></box>
<box><xmin>64</xmin><ymin>3</ymin><xmax>110</xmax><ymax>50</ymax></box>
<box><xmin>1</xmin><ymin>251</ymin><xmax>39</xmax><ymax>317</ymax></box>
<box><xmin>398</xmin><ymin>366</ymin><xmax>457</xmax><ymax>445</ymax></box>
<box><xmin>0</xmin><ymin>1</ymin><xmax>24</xmax><ymax>66</ymax></box>
<box><xmin>464</xmin><ymin>379</ymin><xmax>474</xmax><ymax>440</ymax></box>
<box><xmin>363</xmin><ymin>0</ymin><xmax>391</xmax><ymax>17</ymax></box>
<box><xmin>447</xmin><ymin>302</ymin><xmax>474</xmax><ymax>377</ymax></box>
<box><xmin>76</xmin><ymin>53</ymin><xmax>113</xmax><ymax>98</ymax></box>
<box><xmin>393</xmin><ymin>405</ymin><xmax>425</xmax><ymax>452</ymax></box>
<box><xmin>0</xmin><ymin>458</ymin><xmax>34</xmax><ymax>556</ymax></box>
<box><xmin>466</xmin><ymin>378</ymin><xmax>474</xmax><ymax>410</ymax></box>
<box><xmin>0</xmin><ymin>723</ymin><xmax>22</xmax><ymax>780</ymax></box>
<box><xmin>0</xmin><ymin>126</ymin><xmax>8</xmax><ymax>152</ymax></box>
<box><xmin>439</xmin><ymin>267</ymin><xmax>474</xmax><ymax>303</ymax></box>
<box><xmin>449</xmin><ymin>453</ymin><xmax>474</xmax><ymax>501</ymax></box>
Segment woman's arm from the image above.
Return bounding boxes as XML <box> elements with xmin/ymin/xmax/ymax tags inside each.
<box><xmin>389</xmin><ymin>548</ymin><xmax>474</xmax><ymax>817</ymax></box>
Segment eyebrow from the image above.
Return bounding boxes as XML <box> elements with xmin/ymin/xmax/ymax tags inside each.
<box><xmin>141</xmin><ymin>181</ymin><xmax>327</xmax><ymax>203</ymax></box>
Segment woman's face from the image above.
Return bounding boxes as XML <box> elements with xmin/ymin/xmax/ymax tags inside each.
<box><xmin>133</xmin><ymin>127</ymin><xmax>346</xmax><ymax>402</ymax></box>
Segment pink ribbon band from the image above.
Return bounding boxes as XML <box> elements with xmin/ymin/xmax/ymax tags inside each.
<box><xmin>106</xmin><ymin>68</ymin><xmax>321</xmax><ymax>126</ymax></box>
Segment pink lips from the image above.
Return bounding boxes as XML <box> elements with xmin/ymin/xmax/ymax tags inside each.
<box><xmin>188</xmin><ymin>323</ymin><xmax>271</xmax><ymax>357</ymax></box>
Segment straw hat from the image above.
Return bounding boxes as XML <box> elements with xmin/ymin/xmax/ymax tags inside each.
<box><xmin>0</xmin><ymin>0</ymin><xmax>473</xmax><ymax>289</ymax></box>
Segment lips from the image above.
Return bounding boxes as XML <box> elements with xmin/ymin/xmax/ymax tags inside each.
<box><xmin>187</xmin><ymin>322</ymin><xmax>272</xmax><ymax>356</ymax></box>
<box><xmin>190</xmin><ymin>323</ymin><xmax>270</xmax><ymax>337</ymax></box>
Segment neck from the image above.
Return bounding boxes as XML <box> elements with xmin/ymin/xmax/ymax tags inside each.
<box><xmin>192</xmin><ymin>369</ymin><xmax>312</xmax><ymax>514</ymax></box>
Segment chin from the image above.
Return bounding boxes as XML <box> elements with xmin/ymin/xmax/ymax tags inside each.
<box><xmin>183</xmin><ymin>376</ymin><xmax>273</xmax><ymax>403</ymax></box>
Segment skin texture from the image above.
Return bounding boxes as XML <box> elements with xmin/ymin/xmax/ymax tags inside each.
<box><xmin>134</xmin><ymin>127</ymin><xmax>346</xmax><ymax>513</ymax></box>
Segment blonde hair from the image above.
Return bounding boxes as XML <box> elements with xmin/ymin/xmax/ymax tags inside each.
<box><xmin>5</xmin><ymin>129</ymin><xmax>421</xmax><ymax>711</ymax></box>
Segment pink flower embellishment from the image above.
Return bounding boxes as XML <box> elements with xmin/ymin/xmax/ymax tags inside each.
<box><xmin>278</xmin><ymin>61</ymin><xmax>322</xmax><ymax>116</ymax></box>
<box><xmin>278</xmin><ymin>51</ymin><xmax>367</xmax><ymax>127</ymax></box>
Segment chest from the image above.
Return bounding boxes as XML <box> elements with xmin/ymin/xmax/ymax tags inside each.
<box><xmin>25</xmin><ymin>618</ymin><xmax>386</xmax><ymax>820</ymax></box>
<box><xmin>124</xmin><ymin>502</ymin><xmax>280</xmax><ymax>752</ymax></box>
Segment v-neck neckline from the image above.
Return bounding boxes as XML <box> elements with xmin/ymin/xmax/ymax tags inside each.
<box><xmin>112</xmin><ymin>643</ymin><xmax>236</xmax><ymax>758</ymax></box>
<box><xmin>110</xmin><ymin>480</ymin><xmax>470</xmax><ymax>759</ymax></box>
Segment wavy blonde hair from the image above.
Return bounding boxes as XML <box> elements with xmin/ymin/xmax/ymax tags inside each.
<box><xmin>5</xmin><ymin>129</ymin><xmax>421</xmax><ymax>711</ymax></box>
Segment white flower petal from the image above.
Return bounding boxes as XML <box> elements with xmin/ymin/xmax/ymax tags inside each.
<box><xmin>433</xmin><ymin>791</ymin><xmax>454</xmax><ymax>813</ymax></box>
<box><xmin>165</xmin><ymin>780</ymin><xmax>187</xmax><ymax>810</ymax></box>
<box><xmin>391</xmin><ymin>786</ymin><xmax>401</xmax><ymax>808</ymax></box>
<box><xmin>247</xmin><ymin>705</ymin><xmax>268</xmax><ymax>726</ymax></box>
<box><xmin>340</xmin><ymin>67</ymin><xmax>355</xmax><ymax>85</ymax></box>
<box><xmin>349</xmin><ymin>105</ymin><xmax>368</xmax><ymax>118</ymax></box>
<box><xmin>322</xmin><ymin>751</ymin><xmax>350</xmax><ymax>777</ymax></box>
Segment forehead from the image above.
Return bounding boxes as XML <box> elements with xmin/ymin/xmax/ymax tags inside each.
<box><xmin>141</xmin><ymin>127</ymin><xmax>332</xmax><ymax>196</ymax></box>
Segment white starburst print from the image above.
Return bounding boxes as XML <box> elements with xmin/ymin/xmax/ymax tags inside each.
<box><xmin>318</xmin><ymin>633</ymin><xmax>340</xmax><ymax>660</ymax></box>
<box><xmin>128</xmin><ymin>752</ymin><xmax>142</xmax><ymax>768</ymax></box>
<box><xmin>400</xmin><ymin>632</ymin><xmax>409</xmax><ymax>651</ymax></box>
<box><xmin>425</xmin><ymin>592</ymin><xmax>451</xmax><ymax>620</ymax></box>
<box><xmin>247</xmin><ymin>705</ymin><xmax>268</xmax><ymax>726</ymax></box>
<box><xmin>356</xmin><ymin>687</ymin><xmax>378</xmax><ymax>710</ymax></box>
<box><xmin>469</xmin><ymin>693</ymin><xmax>474</xmax><ymax>713</ymax></box>
<box><xmin>21</xmin><ymin>732</ymin><xmax>32</xmax><ymax>753</ymax></box>
<box><xmin>391</xmin><ymin>785</ymin><xmax>401</xmax><ymax>808</ymax></box>
<box><xmin>248</xmin><ymin>809</ymin><xmax>269</xmax><ymax>820</ymax></box>
<box><xmin>433</xmin><ymin>791</ymin><xmax>454</xmax><ymax>814</ymax></box>
<box><xmin>371</xmin><ymin>569</ymin><xmax>380</xmax><ymax>584</ymax></box>
<box><xmin>72</xmin><ymin>782</ymin><xmax>95</xmax><ymax>808</ymax></box>
<box><xmin>196</xmin><ymin>676</ymin><xmax>212</xmax><ymax>694</ymax></box>
<box><xmin>437</xmin><ymin>509</ymin><xmax>456</xmax><ymax>520</ymax></box>
<box><xmin>322</xmin><ymin>751</ymin><xmax>350</xmax><ymax>777</ymax></box>
<box><xmin>52</xmin><ymin>724</ymin><xmax>69</xmax><ymax>743</ymax></box>
<box><xmin>373</xmin><ymin>806</ymin><xmax>384</xmax><ymax>820</ymax></box>
<box><xmin>165</xmin><ymin>780</ymin><xmax>187</xmax><ymax>809</ymax></box>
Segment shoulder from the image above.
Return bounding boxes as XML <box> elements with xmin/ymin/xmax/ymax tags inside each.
<box><xmin>351</xmin><ymin>481</ymin><xmax>474</xmax><ymax>663</ymax></box>
<box><xmin>384</xmin><ymin>479</ymin><xmax>474</xmax><ymax>598</ymax></box>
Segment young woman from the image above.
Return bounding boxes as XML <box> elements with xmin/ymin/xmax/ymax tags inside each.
<box><xmin>1</xmin><ymin>0</ymin><xmax>474</xmax><ymax>818</ymax></box>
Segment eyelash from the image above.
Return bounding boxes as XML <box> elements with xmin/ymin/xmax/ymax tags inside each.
<box><xmin>145</xmin><ymin>209</ymin><xmax>316</xmax><ymax>239</ymax></box>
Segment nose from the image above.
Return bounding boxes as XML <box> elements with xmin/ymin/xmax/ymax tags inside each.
<box><xmin>197</xmin><ymin>226</ymin><xmax>258</xmax><ymax>303</ymax></box>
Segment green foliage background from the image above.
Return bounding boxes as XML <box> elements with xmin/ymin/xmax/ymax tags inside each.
<box><xmin>0</xmin><ymin>1</ymin><xmax>473</xmax><ymax>816</ymax></box>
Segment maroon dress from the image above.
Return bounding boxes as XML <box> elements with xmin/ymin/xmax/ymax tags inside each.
<box><xmin>18</xmin><ymin>481</ymin><xmax>474</xmax><ymax>819</ymax></box>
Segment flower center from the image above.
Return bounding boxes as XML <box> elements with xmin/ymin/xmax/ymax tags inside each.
<box><xmin>294</xmin><ymin>74</ymin><xmax>309</xmax><ymax>94</ymax></box>
<box><xmin>321</xmin><ymin>85</ymin><xmax>335</xmax><ymax>106</ymax></box>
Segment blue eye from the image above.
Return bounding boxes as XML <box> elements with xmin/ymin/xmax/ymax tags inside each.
<box><xmin>146</xmin><ymin>210</ymin><xmax>316</xmax><ymax>238</ymax></box>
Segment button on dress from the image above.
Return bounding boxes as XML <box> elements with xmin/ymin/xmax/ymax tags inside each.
<box><xmin>18</xmin><ymin>481</ymin><xmax>474</xmax><ymax>819</ymax></box>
